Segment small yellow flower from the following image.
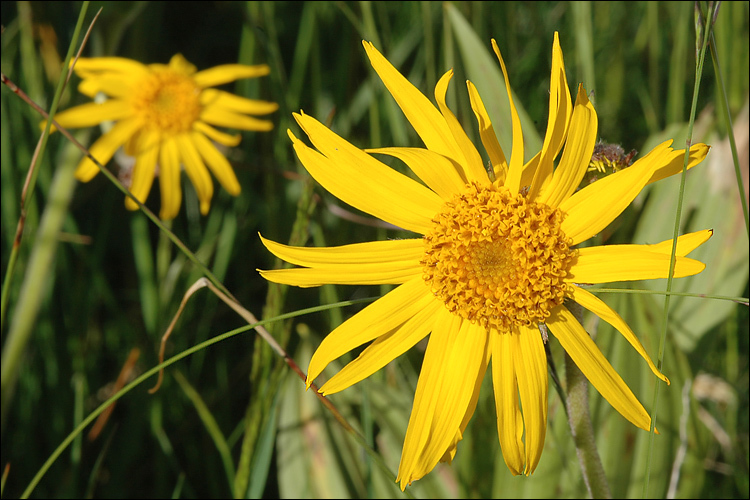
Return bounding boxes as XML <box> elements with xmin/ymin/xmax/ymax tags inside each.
<box><xmin>51</xmin><ymin>54</ymin><xmax>278</xmax><ymax>219</ymax></box>
<box><xmin>259</xmin><ymin>33</ymin><xmax>711</xmax><ymax>489</ymax></box>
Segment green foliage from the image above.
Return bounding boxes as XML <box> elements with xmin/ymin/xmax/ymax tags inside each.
<box><xmin>1</xmin><ymin>1</ymin><xmax>748</xmax><ymax>499</ymax></box>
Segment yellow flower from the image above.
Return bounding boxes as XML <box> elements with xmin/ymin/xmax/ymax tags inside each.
<box><xmin>259</xmin><ymin>33</ymin><xmax>711</xmax><ymax>489</ymax></box>
<box><xmin>51</xmin><ymin>54</ymin><xmax>278</xmax><ymax>220</ymax></box>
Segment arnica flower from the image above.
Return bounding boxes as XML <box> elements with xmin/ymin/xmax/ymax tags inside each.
<box><xmin>259</xmin><ymin>33</ymin><xmax>711</xmax><ymax>489</ymax></box>
<box><xmin>50</xmin><ymin>54</ymin><xmax>278</xmax><ymax>220</ymax></box>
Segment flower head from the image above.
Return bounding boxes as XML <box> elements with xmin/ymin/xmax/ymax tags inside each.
<box><xmin>259</xmin><ymin>33</ymin><xmax>711</xmax><ymax>489</ymax></box>
<box><xmin>51</xmin><ymin>54</ymin><xmax>278</xmax><ymax>219</ymax></box>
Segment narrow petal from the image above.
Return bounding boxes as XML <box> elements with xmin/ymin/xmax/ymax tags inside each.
<box><xmin>77</xmin><ymin>74</ymin><xmax>139</xmax><ymax>99</ymax></box>
<box><xmin>175</xmin><ymin>134</ymin><xmax>213</xmax><ymax>215</ymax></box>
<box><xmin>192</xmin><ymin>63</ymin><xmax>271</xmax><ymax>88</ymax></box>
<box><xmin>491</xmin><ymin>328</ymin><xmax>524</xmax><ymax>475</ymax></box>
<box><xmin>72</xmin><ymin>57</ymin><xmax>148</xmax><ymax>77</ymax></box>
<box><xmin>397</xmin><ymin>312</ymin><xmax>488</xmax><ymax>490</ymax></box>
<box><xmin>74</xmin><ymin>117</ymin><xmax>141</xmax><ymax>182</ymax></box>
<box><xmin>492</xmin><ymin>39</ymin><xmax>524</xmax><ymax>194</ymax></box>
<box><xmin>361</xmin><ymin>41</ymin><xmax>466</xmax><ymax>170</ymax></box>
<box><xmin>527</xmin><ymin>32</ymin><xmax>572</xmax><ymax>200</ymax></box>
<box><xmin>644</xmin><ymin>229</ymin><xmax>713</xmax><ymax>256</ymax></box>
<box><xmin>559</xmin><ymin>140</ymin><xmax>673</xmax><ymax>245</ymax></box>
<box><xmin>434</xmin><ymin>70</ymin><xmax>490</xmax><ymax>184</ymax></box>
<box><xmin>366</xmin><ymin>147</ymin><xmax>467</xmax><ymax>200</ymax></box>
<box><xmin>51</xmin><ymin>100</ymin><xmax>132</xmax><ymax>131</ymax></box>
<box><xmin>306</xmin><ymin>278</ymin><xmax>433</xmax><ymax>386</ymax></box>
<box><xmin>260</xmin><ymin>235</ymin><xmax>424</xmax><ymax>266</ymax></box>
<box><xmin>646</xmin><ymin>143</ymin><xmax>710</xmax><ymax>185</ymax></box>
<box><xmin>568</xmin><ymin>244</ymin><xmax>707</xmax><ymax>283</ymax></box>
<box><xmin>124</xmin><ymin>130</ymin><xmax>160</xmax><ymax>211</ymax></box>
<box><xmin>547</xmin><ymin>306</ymin><xmax>652</xmax><ymax>431</ymax></box>
<box><xmin>466</xmin><ymin>80</ymin><xmax>508</xmax><ymax>183</ymax></box>
<box><xmin>200</xmin><ymin>88</ymin><xmax>279</xmax><ymax>115</ymax></box>
<box><xmin>536</xmin><ymin>84</ymin><xmax>597</xmax><ymax>208</ymax></box>
<box><xmin>572</xmin><ymin>286</ymin><xmax>669</xmax><ymax>384</ymax></box>
<box><xmin>193</xmin><ymin>121</ymin><xmax>242</xmax><ymax>147</ymax></box>
<box><xmin>191</xmin><ymin>131</ymin><xmax>241</xmax><ymax>195</ymax></box>
<box><xmin>200</xmin><ymin>106</ymin><xmax>274</xmax><ymax>131</ymax></box>
<box><xmin>514</xmin><ymin>324</ymin><xmax>549</xmax><ymax>474</ymax></box>
<box><xmin>291</xmin><ymin>115</ymin><xmax>443</xmax><ymax>234</ymax></box>
<box><xmin>259</xmin><ymin>262</ymin><xmax>421</xmax><ymax>287</ymax></box>
<box><xmin>158</xmin><ymin>136</ymin><xmax>182</xmax><ymax>220</ymax></box>
<box><xmin>319</xmin><ymin>297</ymin><xmax>443</xmax><ymax>395</ymax></box>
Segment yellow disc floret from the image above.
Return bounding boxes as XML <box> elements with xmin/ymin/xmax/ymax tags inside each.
<box><xmin>422</xmin><ymin>183</ymin><xmax>576</xmax><ymax>332</ymax></box>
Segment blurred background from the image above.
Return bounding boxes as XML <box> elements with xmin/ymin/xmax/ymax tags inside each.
<box><xmin>1</xmin><ymin>1</ymin><xmax>748</xmax><ymax>498</ymax></box>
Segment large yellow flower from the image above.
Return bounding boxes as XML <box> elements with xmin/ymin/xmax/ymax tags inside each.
<box><xmin>259</xmin><ymin>33</ymin><xmax>711</xmax><ymax>489</ymax></box>
<box><xmin>51</xmin><ymin>54</ymin><xmax>278</xmax><ymax>219</ymax></box>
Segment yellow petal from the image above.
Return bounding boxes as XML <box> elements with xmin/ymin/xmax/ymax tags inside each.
<box><xmin>644</xmin><ymin>229</ymin><xmax>713</xmax><ymax>256</ymax></box>
<box><xmin>319</xmin><ymin>297</ymin><xmax>443</xmax><ymax>395</ymax></box>
<box><xmin>434</xmin><ymin>70</ymin><xmax>489</xmax><ymax>184</ymax></box>
<box><xmin>397</xmin><ymin>312</ymin><xmax>488</xmax><ymax>490</ymax></box>
<box><xmin>559</xmin><ymin>140</ymin><xmax>673</xmax><ymax>245</ymax></box>
<box><xmin>158</xmin><ymin>136</ymin><xmax>182</xmax><ymax>220</ymax></box>
<box><xmin>568</xmin><ymin>244</ymin><xmax>707</xmax><ymax>283</ymax></box>
<box><xmin>259</xmin><ymin>263</ymin><xmax>421</xmax><ymax>288</ymax></box>
<box><xmin>491</xmin><ymin>328</ymin><xmax>524</xmax><ymax>475</ymax></box>
<box><xmin>200</xmin><ymin>106</ymin><xmax>274</xmax><ymax>131</ymax></box>
<box><xmin>536</xmin><ymin>84</ymin><xmax>597</xmax><ymax>208</ymax></box>
<box><xmin>175</xmin><ymin>134</ymin><xmax>213</xmax><ymax>215</ymax></box>
<box><xmin>646</xmin><ymin>143</ymin><xmax>710</xmax><ymax>185</ymax></box>
<box><xmin>547</xmin><ymin>306</ymin><xmax>652</xmax><ymax>431</ymax></box>
<box><xmin>200</xmin><ymin>88</ymin><xmax>279</xmax><ymax>115</ymax></box>
<box><xmin>77</xmin><ymin>75</ymin><xmax>137</xmax><ymax>99</ymax></box>
<box><xmin>72</xmin><ymin>57</ymin><xmax>148</xmax><ymax>77</ymax></box>
<box><xmin>572</xmin><ymin>286</ymin><xmax>669</xmax><ymax>384</ymax></box>
<box><xmin>193</xmin><ymin>121</ymin><xmax>242</xmax><ymax>147</ymax></box>
<box><xmin>513</xmin><ymin>324</ymin><xmax>548</xmax><ymax>475</ymax></box>
<box><xmin>291</xmin><ymin>115</ymin><xmax>442</xmax><ymax>234</ymax></box>
<box><xmin>492</xmin><ymin>39</ymin><xmax>524</xmax><ymax>194</ymax></box>
<box><xmin>51</xmin><ymin>100</ymin><xmax>132</xmax><ymax>131</ymax></box>
<box><xmin>191</xmin><ymin>131</ymin><xmax>241</xmax><ymax>196</ymax></box>
<box><xmin>528</xmin><ymin>32</ymin><xmax>572</xmax><ymax>200</ymax></box>
<box><xmin>361</xmin><ymin>41</ymin><xmax>466</xmax><ymax>171</ymax></box>
<box><xmin>124</xmin><ymin>130</ymin><xmax>160</xmax><ymax>211</ymax></box>
<box><xmin>74</xmin><ymin>117</ymin><xmax>141</xmax><ymax>182</ymax></box>
<box><xmin>306</xmin><ymin>278</ymin><xmax>432</xmax><ymax>386</ymax></box>
<box><xmin>366</xmin><ymin>147</ymin><xmax>467</xmax><ymax>200</ymax></box>
<box><xmin>192</xmin><ymin>63</ymin><xmax>270</xmax><ymax>88</ymax></box>
<box><xmin>466</xmin><ymin>80</ymin><xmax>508</xmax><ymax>183</ymax></box>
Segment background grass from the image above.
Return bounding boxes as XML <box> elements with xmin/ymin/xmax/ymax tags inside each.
<box><xmin>1</xmin><ymin>1</ymin><xmax>748</xmax><ymax>498</ymax></box>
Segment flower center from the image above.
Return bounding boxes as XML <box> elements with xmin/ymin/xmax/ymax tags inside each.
<box><xmin>131</xmin><ymin>68</ymin><xmax>202</xmax><ymax>135</ymax></box>
<box><xmin>422</xmin><ymin>183</ymin><xmax>576</xmax><ymax>332</ymax></box>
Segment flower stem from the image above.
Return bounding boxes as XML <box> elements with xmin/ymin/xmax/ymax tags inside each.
<box><xmin>564</xmin><ymin>300</ymin><xmax>611</xmax><ymax>499</ymax></box>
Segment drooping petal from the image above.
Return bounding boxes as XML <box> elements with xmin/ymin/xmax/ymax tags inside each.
<box><xmin>51</xmin><ymin>100</ymin><xmax>132</xmax><ymax>131</ymax></box>
<box><xmin>491</xmin><ymin>328</ymin><xmax>524</xmax><ymax>475</ymax></box>
<box><xmin>175</xmin><ymin>133</ymin><xmax>213</xmax><ymax>215</ymax></box>
<box><xmin>361</xmin><ymin>41</ymin><xmax>467</xmax><ymax>171</ymax></box>
<box><xmin>567</xmin><ymin>244</ymin><xmax>706</xmax><ymax>283</ymax></box>
<box><xmin>466</xmin><ymin>80</ymin><xmax>508</xmax><ymax>183</ymax></box>
<box><xmin>291</xmin><ymin>115</ymin><xmax>443</xmax><ymax>234</ymax></box>
<box><xmin>559</xmin><ymin>140</ymin><xmax>673</xmax><ymax>245</ymax></box>
<box><xmin>492</xmin><ymin>39</ymin><xmax>524</xmax><ymax>195</ymax></box>
<box><xmin>536</xmin><ymin>84</ymin><xmax>597</xmax><ymax>208</ymax></box>
<box><xmin>513</xmin><ymin>324</ymin><xmax>549</xmax><ymax>475</ymax></box>
<box><xmin>645</xmin><ymin>143</ymin><xmax>710</xmax><ymax>185</ymax></box>
<box><xmin>434</xmin><ymin>70</ymin><xmax>490</xmax><ymax>184</ymax></box>
<box><xmin>74</xmin><ymin>117</ymin><xmax>142</xmax><ymax>182</ymax></box>
<box><xmin>200</xmin><ymin>106</ymin><xmax>274</xmax><ymax>131</ymax></box>
<box><xmin>200</xmin><ymin>88</ymin><xmax>279</xmax><ymax>115</ymax></box>
<box><xmin>306</xmin><ymin>278</ymin><xmax>433</xmax><ymax>387</ymax></box>
<box><xmin>193</xmin><ymin>121</ymin><xmax>242</xmax><ymax>147</ymax></box>
<box><xmin>397</xmin><ymin>311</ymin><xmax>489</xmax><ymax>490</ymax></box>
<box><xmin>319</xmin><ymin>297</ymin><xmax>443</xmax><ymax>395</ymax></box>
<box><xmin>547</xmin><ymin>306</ymin><xmax>652</xmax><ymax>431</ymax></box>
<box><xmin>158</xmin><ymin>136</ymin><xmax>182</xmax><ymax>220</ymax></box>
<box><xmin>572</xmin><ymin>286</ymin><xmax>669</xmax><ymax>384</ymax></box>
<box><xmin>527</xmin><ymin>32</ymin><xmax>572</xmax><ymax>200</ymax></box>
<box><xmin>124</xmin><ymin>129</ymin><xmax>160</xmax><ymax>211</ymax></box>
<box><xmin>191</xmin><ymin>131</ymin><xmax>241</xmax><ymax>195</ymax></box>
<box><xmin>192</xmin><ymin>63</ymin><xmax>271</xmax><ymax>88</ymax></box>
<box><xmin>644</xmin><ymin>229</ymin><xmax>713</xmax><ymax>256</ymax></box>
<box><xmin>366</xmin><ymin>147</ymin><xmax>467</xmax><ymax>200</ymax></box>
